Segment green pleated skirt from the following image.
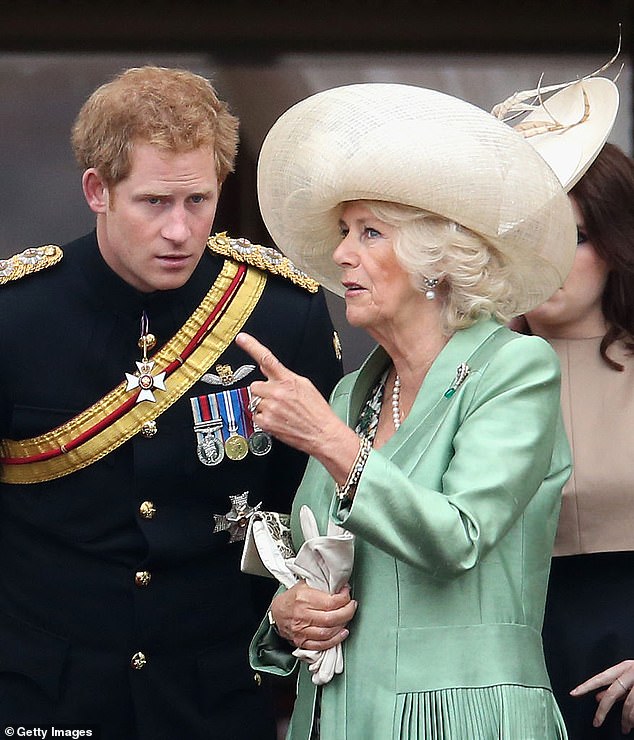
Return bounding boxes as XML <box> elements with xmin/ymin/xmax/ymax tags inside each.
<box><xmin>392</xmin><ymin>685</ymin><xmax>567</xmax><ymax>740</ymax></box>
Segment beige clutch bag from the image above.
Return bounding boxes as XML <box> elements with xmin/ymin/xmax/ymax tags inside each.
<box><xmin>240</xmin><ymin>510</ymin><xmax>294</xmax><ymax>580</ymax></box>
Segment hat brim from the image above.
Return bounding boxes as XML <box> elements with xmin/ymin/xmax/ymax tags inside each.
<box><xmin>258</xmin><ymin>83</ymin><xmax>576</xmax><ymax>314</ymax></box>
<box><xmin>517</xmin><ymin>77</ymin><xmax>619</xmax><ymax>191</ymax></box>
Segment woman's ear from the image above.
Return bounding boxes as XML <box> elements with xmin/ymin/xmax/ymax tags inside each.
<box><xmin>82</xmin><ymin>168</ymin><xmax>109</xmax><ymax>214</ymax></box>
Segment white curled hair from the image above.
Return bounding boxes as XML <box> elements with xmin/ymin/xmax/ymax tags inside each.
<box><xmin>362</xmin><ymin>200</ymin><xmax>516</xmax><ymax>334</ymax></box>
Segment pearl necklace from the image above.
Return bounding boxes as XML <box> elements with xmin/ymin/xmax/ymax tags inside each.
<box><xmin>391</xmin><ymin>374</ymin><xmax>402</xmax><ymax>430</ymax></box>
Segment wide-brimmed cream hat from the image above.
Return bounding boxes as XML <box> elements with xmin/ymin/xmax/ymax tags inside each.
<box><xmin>499</xmin><ymin>77</ymin><xmax>619</xmax><ymax>191</ymax></box>
<box><xmin>257</xmin><ymin>82</ymin><xmax>576</xmax><ymax>314</ymax></box>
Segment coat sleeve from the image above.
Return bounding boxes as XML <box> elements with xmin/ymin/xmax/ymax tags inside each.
<box><xmin>332</xmin><ymin>336</ymin><xmax>571</xmax><ymax>578</ymax></box>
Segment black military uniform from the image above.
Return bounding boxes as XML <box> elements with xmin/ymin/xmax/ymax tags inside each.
<box><xmin>0</xmin><ymin>231</ymin><xmax>342</xmax><ymax>739</ymax></box>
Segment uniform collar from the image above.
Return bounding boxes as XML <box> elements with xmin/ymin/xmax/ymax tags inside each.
<box><xmin>72</xmin><ymin>230</ymin><xmax>223</xmax><ymax>322</ymax></box>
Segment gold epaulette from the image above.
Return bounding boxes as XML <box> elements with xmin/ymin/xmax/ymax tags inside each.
<box><xmin>208</xmin><ymin>233</ymin><xmax>319</xmax><ymax>293</ymax></box>
<box><xmin>0</xmin><ymin>245</ymin><xmax>63</xmax><ymax>286</ymax></box>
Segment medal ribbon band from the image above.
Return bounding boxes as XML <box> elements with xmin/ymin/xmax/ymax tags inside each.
<box><xmin>238</xmin><ymin>387</ymin><xmax>255</xmax><ymax>438</ymax></box>
<box><xmin>0</xmin><ymin>261</ymin><xmax>266</xmax><ymax>483</ymax></box>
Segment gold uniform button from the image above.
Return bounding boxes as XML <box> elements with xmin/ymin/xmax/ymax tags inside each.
<box><xmin>135</xmin><ymin>570</ymin><xmax>152</xmax><ymax>587</ymax></box>
<box><xmin>131</xmin><ymin>651</ymin><xmax>147</xmax><ymax>670</ymax></box>
<box><xmin>253</xmin><ymin>672</ymin><xmax>262</xmax><ymax>686</ymax></box>
<box><xmin>139</xmin><ymin>501</ymin><xmax>156</xmax><ymax>519</ymax></box>
<box><xmin>141</xmin><ymin>420</ymin><xmax>158</xmax><ymax>438</ymax></box>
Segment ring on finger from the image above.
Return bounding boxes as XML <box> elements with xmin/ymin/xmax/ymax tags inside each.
<box><xmin>249</xmin><ymin>395</ymin><xmax>262</xmax><ymax>413</ymax></box>
<box><xmin>617</xmin><ymin>677</ymin><xmax>628</xmax><ymax>692</ymax></box>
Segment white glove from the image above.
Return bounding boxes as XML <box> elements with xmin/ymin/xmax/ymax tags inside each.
<box><xmin>288</xmin><ymin>506</ymin><xmax>354</xmax><ymax>685</ymax></box>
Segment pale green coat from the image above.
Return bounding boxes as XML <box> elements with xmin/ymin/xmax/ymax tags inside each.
<box><xmin>251</xmin><ymin>319</ymin><xmax>571</xmax><ymax>739</ymax></box>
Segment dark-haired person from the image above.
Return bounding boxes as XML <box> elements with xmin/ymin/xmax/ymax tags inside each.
<box><xmin>522</xmin><ymin>142</ymin><xmax>634</xmax><ymax>738</ymax></box>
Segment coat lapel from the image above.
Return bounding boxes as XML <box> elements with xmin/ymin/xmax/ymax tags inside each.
<box><xmin>348</xmin><ymin>319</ymin><xmax>509</xmax><ymax>461</ymax></box>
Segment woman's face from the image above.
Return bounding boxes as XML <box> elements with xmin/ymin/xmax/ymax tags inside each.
<box><xmin>332</xmin><ymin>202</ymin><xmax>427</xmax><ymax>336</ymax></box>
<box><xmin>525</xmin><ymin>196</ymin><xmax>609</xmax><ymax>339</ymax></box>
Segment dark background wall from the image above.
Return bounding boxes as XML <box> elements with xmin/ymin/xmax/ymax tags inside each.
<box><xmin>0</xmin><ymin>1</ymin><xmax>631</xmax><ymax>370</ymax></box>
<box><xmin>0</xmin><ymin>1</ymin><xmax>629</xmax><ymax>55</ymax></box>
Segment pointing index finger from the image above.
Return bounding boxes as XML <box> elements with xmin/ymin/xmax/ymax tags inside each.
<box><xmin>235</xmin><ymin>332</ymin><xmax>288</xmax><ymax>380</ymax></box>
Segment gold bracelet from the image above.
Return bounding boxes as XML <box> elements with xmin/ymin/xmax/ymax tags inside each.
<box><xmin>335</xmin><ymin>436</ymin><xmax>371</xmax><ymax>502</ymax></box>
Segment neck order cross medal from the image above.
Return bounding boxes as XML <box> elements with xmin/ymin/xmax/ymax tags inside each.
<box><xmin>125</xmin><ymin>311</ymin><xmax>167</xmax><ymax>403</ymax></box>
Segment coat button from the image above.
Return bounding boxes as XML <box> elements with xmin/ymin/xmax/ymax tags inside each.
<box><xmin>135</xmin><ymin>570</ymin><xmax>152</xmax><ymax>587</ymax></box>
<box><xmin>139</xmin><ymin>501</ymin><xmax>156</xmax><ymax>519</ymax></box>
<box><xmin>130</xmin><ymin>651</ymin><xmax>147</xmax><ymax>670</ymax></box>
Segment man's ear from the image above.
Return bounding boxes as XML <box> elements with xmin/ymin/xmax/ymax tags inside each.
<box><xmin>82</xmin><ymin>168</ymin><xmax>109</xmax><ymax>214</ymax></box>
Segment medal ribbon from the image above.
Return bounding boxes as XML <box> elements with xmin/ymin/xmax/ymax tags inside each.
<box><xmin>218</xmin><ymin>390</ymin><xmax>247</xmax><ymax>440</ymax></box>
<box><xmin>238</xmin><ymin>387</ymin><xmax>255</xmax><ymax>438</ymax></box>
<box><xmin>190</xmin><ymin>395</ymin><xmax>222</xmax><ymax>433</ymax></box>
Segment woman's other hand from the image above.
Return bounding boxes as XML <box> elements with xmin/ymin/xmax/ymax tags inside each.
<box><xmin>571</xmin><ymin>659</ymin><xmax>634</xmax><ymax>733</ymax></box>
<box><xmin>270</xmin><ymin>582</ymin><xmax>357</xmax><ymax>651</ymax></box>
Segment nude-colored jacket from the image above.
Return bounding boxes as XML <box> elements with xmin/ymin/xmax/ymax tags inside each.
<box><xmin>549</xmin><ymin>336</ymin><xmax>634</xmax><ymax>556</ymax></box>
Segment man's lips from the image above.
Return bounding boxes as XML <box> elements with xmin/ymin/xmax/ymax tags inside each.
<box><xmin>157</xmin><ymin>254</ymin><xmax>191</xmax><ymax>266</ymax></box>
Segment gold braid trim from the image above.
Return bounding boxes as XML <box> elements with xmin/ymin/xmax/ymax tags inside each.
<box><xmin>208</xmin><ymin>233</ymin><xmax>319</xmax><ymax>293</ymax></box>
<box><xmin>0</xmin><ymin>246</ymin><xmax>63</xmax><ymax>285</ymax></box>
<box><xmin>0</xmin><ymin>262</ymin><xmax>266</xmax><ymax>484</ymax></box>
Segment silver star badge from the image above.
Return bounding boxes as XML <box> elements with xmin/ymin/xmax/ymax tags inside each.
<box><xmin>213</xmin><ymin>491</ymin><xmax>262</xmax><ymax>543</ymax></box>
<box><xmin>125</xmin><ymin>360</ymin><xmax>167</xmax><ymax>403</ymax></box>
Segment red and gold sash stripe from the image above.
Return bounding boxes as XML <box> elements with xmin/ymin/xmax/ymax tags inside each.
<box><xmin>0</xmin><ymin>260</ymin><xmax>266</xmax><ymax>484</ymax></box>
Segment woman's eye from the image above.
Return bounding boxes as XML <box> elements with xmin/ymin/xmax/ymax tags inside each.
<box><xmin>576</xmin><ymin>229</ymin><xmax>588</xmax><ymax>246</ymax></box>
<box><xmin>365</xmin><ymin>227</ymin><xmax>381</xmax><ymax>238</ymax></box>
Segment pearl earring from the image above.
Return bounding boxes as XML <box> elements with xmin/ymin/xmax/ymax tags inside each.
<box><xmin>422</xmin><ymin>276</ymin><xmax>439</xmax><ymax>300</ymax></box>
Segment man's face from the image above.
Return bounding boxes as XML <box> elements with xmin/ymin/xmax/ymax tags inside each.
<box><xmin>88</xmin><ymin>142</ymin><xmax>220</xmax><ymax>292</ymax></box>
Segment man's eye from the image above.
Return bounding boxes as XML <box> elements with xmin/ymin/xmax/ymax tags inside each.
<box><xmin>190</xmin><ymin>195</ymin><xmax>205</xmax><ymax>204</ymax></box>
<box><xmin>147</xmin><ymin>197</ymin><xmax>162</xmax><ymax>205</ymax></box>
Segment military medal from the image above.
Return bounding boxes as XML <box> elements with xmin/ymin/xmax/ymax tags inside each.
<box><xmin>213</xmin><ymin>491</ymin><xmax>262</xmax><ymax>543</ymax></box>
<box><xmin>248</xmin><ymin>429</ymin><xmax>272</xmax><ymax>457</ymax></box>
<box><xmin>219</xmin><ymin>389</ymin><xmax>249</xmax><ymax>460</ymax></box>
<box><xmin>125</xmin><ymin>312</ymin><xmax>166</xmax><ymax>404</ymax></box>
<box><xmin>224</xmin><ymin>425</ymin><xmax>249</xmax><ymax>461</ymax></box>
<box><xmin>241</xmin><ymin>387</ymin><xmax>273</xmax><ymax>457</ymax></box>
<box><xmin>190</xmin><ymin>384</ymin><xmax>272</xmax><ymax>465</ymax></box>
<box><xmin>190</xmin><ymin>395</ymin><xmax>225</xmax><ymax>466</ymax></box>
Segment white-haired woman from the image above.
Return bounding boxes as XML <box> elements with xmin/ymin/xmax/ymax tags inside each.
<box><xmin>238</xmin><ymin>82</ymin><xmax>577</xmax><ymax>739</ymax></box>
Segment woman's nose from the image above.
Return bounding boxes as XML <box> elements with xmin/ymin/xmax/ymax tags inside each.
<box><xmin>333</xmin><ymin>233</ymin><xmax>357</xmax><ymax>267</ymax></box>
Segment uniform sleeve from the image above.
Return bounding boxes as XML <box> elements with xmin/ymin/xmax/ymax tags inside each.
<box><xmin>332</xmin><ymin>337</ymin><xmax>571</xmax><ymax>578</ymax></box>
